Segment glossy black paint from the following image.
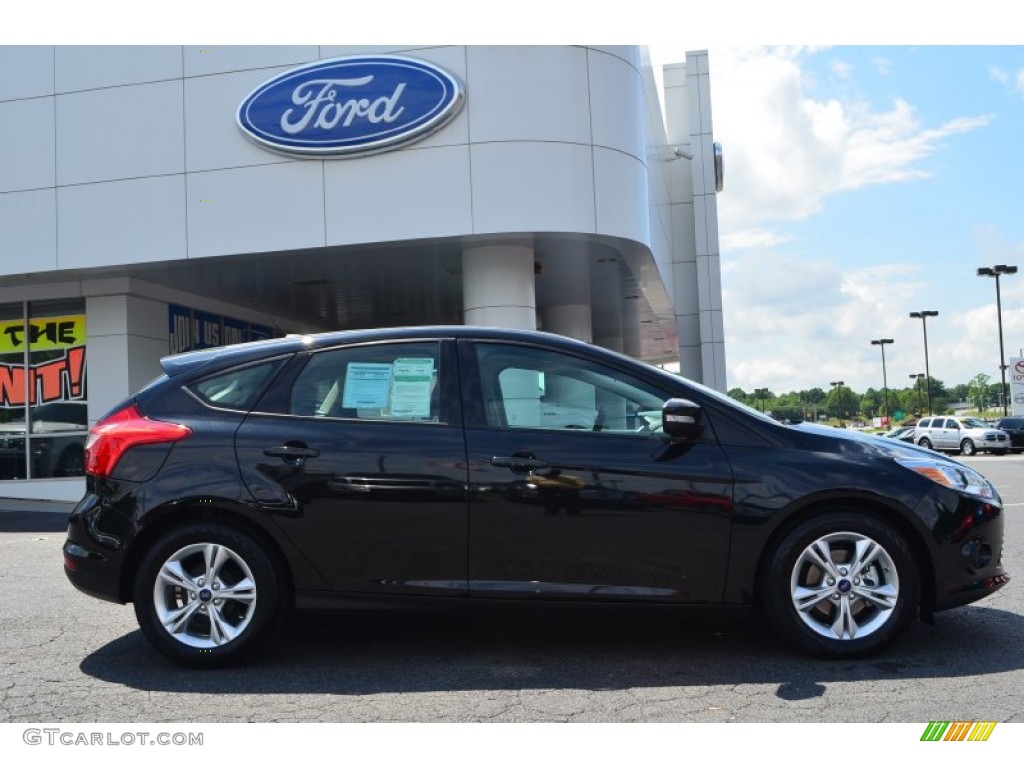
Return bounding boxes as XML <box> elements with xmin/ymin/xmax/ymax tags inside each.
<box><xmin>994</xmin><ymin>417</ymin><xmax>1024</xmax><ymax>452</ymax></box>
<box><xmin>64</xmin><ymin>326</ymin><xmax>1008</xmax><ymax>636</ymax></box>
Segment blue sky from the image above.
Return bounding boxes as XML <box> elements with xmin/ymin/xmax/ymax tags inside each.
<box><xmin>649</xmin><ymin>44</ymin><xmax>1024</xmax><ymax>394</ymax></box>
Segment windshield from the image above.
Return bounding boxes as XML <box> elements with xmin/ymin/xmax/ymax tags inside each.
<box><xmin>961</xmin><ymin>418</ymin><xmax>992</xmax><ymax>429</ymax></box>
<box><xmin>676</xmin><ymin>375</ymin><xmax>783</xmax><ymax>426</ymax></box>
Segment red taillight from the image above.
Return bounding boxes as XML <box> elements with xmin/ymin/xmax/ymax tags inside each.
<box><xmin>84</xmin><ymin>404</ymin><xmax>192</xmax><ymax>478</ymax></box>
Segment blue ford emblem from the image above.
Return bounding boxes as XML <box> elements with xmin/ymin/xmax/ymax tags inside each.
<box><xmin>237</xmin><ymin>55</ymin><xmax>464</xmax><ymax>157</ymax></box>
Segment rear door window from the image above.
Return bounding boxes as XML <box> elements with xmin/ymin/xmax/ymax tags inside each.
<box><xmin>287</xmin><ymin>342</ymin><xmax>444</xmax><ymax>423</ymax></box>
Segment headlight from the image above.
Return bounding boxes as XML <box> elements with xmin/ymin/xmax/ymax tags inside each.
<box><xmin>895</xmin><ymin>457</ymin><xmax>997</xmax><ymax>499</ymax></box>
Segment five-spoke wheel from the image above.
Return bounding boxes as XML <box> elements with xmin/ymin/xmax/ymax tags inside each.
<box><xmin>763</xmin><ymin>511</ymin><xmax>918</xmax><ymax>658</ymax></box>
<box><xmin>134</xmin><ymin>523</ymin><xmax>284</xmax><ymax>667</ymax></box>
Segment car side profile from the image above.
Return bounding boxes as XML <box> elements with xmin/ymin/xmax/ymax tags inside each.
<box><xmin>63</xmin><ymin>327</ymin><xmax>1009</xmax><ymax>667</ymax></box>
<box><xmin>994</xmin><ymin>417</ymin><xmax>1024</xmax><ymax>453</ymax></box>
<box><xmin>914</xmin><ymin>415</ymin><xmax>1010</xmax><ymax>456</ymax></box>
<box><xmin>882</xmin><ymin>425</ymin><xmax>916</xmax><ymax>443</ymax></box>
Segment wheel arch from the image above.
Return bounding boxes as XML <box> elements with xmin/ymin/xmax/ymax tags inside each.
<box><xmin>752</xmin><ymin>495</ymin><xmax>937</xmax><ymax>619</ymax></box>
<box><xmin>118</xmin><ymin>500</ymin><xmax>295</xmax><ymax>606</ymax></box>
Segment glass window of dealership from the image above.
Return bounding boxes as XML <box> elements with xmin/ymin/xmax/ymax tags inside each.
<box><xmin>0</xmin><ymin>300</ymin><xmax>87</xmax><ymax>480</ymax></box>
<box><xmin>0</xmin><ymin>45</ymin><xmax>726</xmax><ymax>500</ymax></box>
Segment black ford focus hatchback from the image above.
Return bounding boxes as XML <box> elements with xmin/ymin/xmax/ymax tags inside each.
<box><xmin>64</xmin><ymin>327</ymin><xmax>1009</xmax><ymax>667</ymax></box>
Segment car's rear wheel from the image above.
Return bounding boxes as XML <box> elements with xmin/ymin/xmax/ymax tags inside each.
<box><xmin>762</xmin><ymin>511</ymin><xmax>919</xmax><ymax>658</ymax></box>
<box><xmin>917</xmin><ymin>437</ymin><xmax>932</xmax><ymax>449</ymax></box>
<box><xmin>960</xmin><ymin>439</ymin><xmax>977</xmax><ymax>456</ymax></box>
<box><xmin>133</xmin><ymin>522</ymin><xmax>285</xmax><ymax>667</ymax></box>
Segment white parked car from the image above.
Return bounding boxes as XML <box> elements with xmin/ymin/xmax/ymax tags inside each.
<box><xmin>914</xmin><ymin>416</ymin><xmax>1009</xmax><ymax>456</ymax></box>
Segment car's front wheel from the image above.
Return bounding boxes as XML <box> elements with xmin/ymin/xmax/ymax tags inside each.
<box><xmin>133</xmin><ymin>522</ymin><xmax>285</xmax><ymax>667</ymax></box>
<box><xmin>762</xmin><ymin>511</ymin><xmax>919</xmax><ymax>658</ymax></box>
<box><xmin>960</xmin><ymin>439</ymin><xmax>977</xmax><ymax>456</ymax></box>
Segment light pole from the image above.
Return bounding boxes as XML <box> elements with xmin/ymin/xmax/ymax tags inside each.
<box><xmin>977</xmin><ymin>265</ymin><xmax>1018</xmax><ymax>417</ymax></box>
<box><xmin>830</xmin><ymin>380</ymin><xmax>845</xmax><ymax>425</ymax></box>
<box><xmin>909</xmin><ymin>310</ymin><xmax>938</xmax><ymax>414</ymax></box>
<box><xmin>909</xmin><ymin>373</ymin><xmax>925</xmax><ymax>416</ymax></box>
<box><xmin>871</xmin><ymin>339</ymin><xmax>894</xmax><ymax>426</ymax></box>
<box><xmin>754</xmin><ymin>388</ymin><xmax>769</xmax><ymax>413</ymax></box>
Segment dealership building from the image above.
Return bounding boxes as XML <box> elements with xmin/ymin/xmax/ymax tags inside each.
<box><xmin>0</xmin><ymin>45</ymin><xmax>726</xmax><ymax>501</ymax></box>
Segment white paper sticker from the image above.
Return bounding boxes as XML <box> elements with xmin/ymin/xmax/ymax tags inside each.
<box><xmin>390</xmin><ymin>358</ymin><xmax>435</xmax><ymax>418</ymax></box>
<box><xmin>342</xmin><ymin>363</ymin><xmax>392</xmax><ymax>409</ymax></box>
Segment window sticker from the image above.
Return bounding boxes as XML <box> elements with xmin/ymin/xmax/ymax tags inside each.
<box><xmin>342</xmin><ymin>363</ymin><xmax>392</xmax><ymax>409</ymax></box>
<box><xmin>390</xmin><ymin>358</ymin><xmax>435</xmax><ymax>418</ymax></box>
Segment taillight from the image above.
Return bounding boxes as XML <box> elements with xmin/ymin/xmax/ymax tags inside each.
<box><xmin>84</xmin><ymin>404</ymin><xmax>192</xmax><ymax>478</ymax></box>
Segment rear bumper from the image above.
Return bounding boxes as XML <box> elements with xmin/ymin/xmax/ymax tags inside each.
<box><xmin>62</xmin><ymin>493</ymin><xmax>130</xmax><ymax>604</ymax></box>
<box><xmin>63</xmin><ymin>537</ymin><xmax>124</xmax><ymax>603</ymax></box>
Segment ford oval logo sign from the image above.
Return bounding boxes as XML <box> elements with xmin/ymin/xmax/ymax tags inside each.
<box><xmin>237</xmin><ymin>55</ymin><xmax>464</xmax><ymax>157</ymax></box>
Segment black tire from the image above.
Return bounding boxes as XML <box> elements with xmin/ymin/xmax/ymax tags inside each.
<box><xmin>960</xmin><ymin>439</ymin><xmax>976</xmax><ymax>456</ymax></box>
<box><xmin>917</xmin><ymin>437</ymin><xmax>932</xmax><ymax>449</ymax></box>
<box><xmin>133</xmin><ymin>522</ymin><xmax>286</xmax><ymax>667</ymax></box>
<box><xmin>762</xmin><ymin>511</ymin><xmax>919</xmax><ymax>659</ymax></box>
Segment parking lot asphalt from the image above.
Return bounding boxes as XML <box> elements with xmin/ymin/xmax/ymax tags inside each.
<box><xmin>1</xmin><ymin>455</ymin><xmax>1021</xmax><ymax>723</ymax></box>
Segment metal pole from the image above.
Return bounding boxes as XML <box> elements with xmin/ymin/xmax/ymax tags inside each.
<box><xmin>978</xmin><ymin>266</ymin><xmax>1017</xmax><ymax>417</ymax></box>
<box><xmin>922</xmin><ymin>320</ymin><xmax>932</xmax><ymax>414</ymax></box>
<box><xmin>909</xmin><ymin>311</ymin><xmax>937</xmax><ymax>415</ymax></box>
<box><xmin>995</xmin><ymin>273</ymin><xmax>1008</xmax><ymax>417</ymax></box>
<box><xmin>871</xmin><ymin>339</ymin><xmax>894</xmax><ymax>425</ymax></box>
<box><xmin>881</xmin><ymin>345</ymin><xmax>889</xmax><ymax>424</ymax></box>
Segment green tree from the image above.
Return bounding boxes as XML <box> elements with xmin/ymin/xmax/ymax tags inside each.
<box><xmin>727</xmin><ymin>388</ymin><xmax>749</xmax><ymax>404</ymax></box>
<box><xmin>800</xmin><ymin>387</ymin><xmax>827</xmax><ymax>405</ymax></box>
<box><xmin>924</xmin><ymin>376</ymin><xmax>947</xmax><ymax>415</ymax></box>
<box><xmin>860</xmin><ymin>389</ymin><xmax>881</xmax><ymax>418</ymax></box>
<box><xmin>967</xmin><ymin>373</ymin><xmax>991</xmax><ymax>412</ymax></box>
<box><xmin>826</xmin><ymin>386</ymin><xmax>858</xmax><ymax>421</ymax></box>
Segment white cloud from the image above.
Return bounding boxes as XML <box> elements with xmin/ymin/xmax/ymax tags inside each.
<box><xmin>720</xmin><ymin>227</ymin><xmax>793</xmax><ymax>250</ymax></box>
<box><xmin>707</xmin><ymin>47</ymin><xmax>991</xmax><ymax>241</ymax></box>
<box><xmin>831</xmin><ymin>59</ymin><xmax>853</xmax><ymax>78</ymax></box>
<box><xmin>698</xmin><ymin>47</ymin><xmax>1003</xmax><ymax>395</ymax></box>
<box><xmin>873</xmin><ymin>57</ymin><xmax>892</xmax><ymax>77</ymax></box>
<box><xmin>720</xmin><ymin>253</ymin><xmax>925</xmax><ymax>392</ymax></box>
<box><xmin>988</xmin><ymin>65</ymin><xmax>1009</xmax><ymax>83</ymax></box>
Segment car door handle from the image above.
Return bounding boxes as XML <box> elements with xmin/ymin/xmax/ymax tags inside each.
<box><xmin>264</xmin><ymin>444</ymin><xmax>320</xmax><ymax>463</ymax></box>
<box><xmin>491</xmin><ymin>455</ymin><xmax>550</xmax><ymax>471</ymax></box>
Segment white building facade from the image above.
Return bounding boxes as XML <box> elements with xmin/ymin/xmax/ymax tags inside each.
<box><xmin>0</xmin><ymin>45</ymin><xmax>725</xmax><ymax>501</ymax></box>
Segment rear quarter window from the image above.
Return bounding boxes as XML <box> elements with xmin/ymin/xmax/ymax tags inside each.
<box><xmin>188</xmin><ymin>360</ymin><xmax>283</xmax><ymax>411</ymax></box>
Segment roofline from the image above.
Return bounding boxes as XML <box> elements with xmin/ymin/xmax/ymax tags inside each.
<box><xmin>160</xmin><ymin>325</ymin><xmax>632</xmax><ymax>379</ymax></box>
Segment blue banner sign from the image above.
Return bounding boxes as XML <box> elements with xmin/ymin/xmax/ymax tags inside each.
<box><xmin>169</xmin><ymin>305</ymin><xmax>276</xmax><ymax>354</ymax></box>
<box><xmin>237</xmin><ymin>55</ymin><xmax>464</xmax><ymax>157</ymax></box>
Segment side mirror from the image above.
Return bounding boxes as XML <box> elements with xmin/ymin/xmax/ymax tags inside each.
<box><xmin>662</xmin><ymin>398</ymin><xmax>703</xmax><ymax>440</ymax></box>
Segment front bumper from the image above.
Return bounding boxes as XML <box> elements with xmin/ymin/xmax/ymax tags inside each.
<box><xmin>928</xmin><ymin>487</ymin><xmax>1009</xmax><ymax>612</ymax></box>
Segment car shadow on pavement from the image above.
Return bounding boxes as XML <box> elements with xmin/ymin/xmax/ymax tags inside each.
<box><xmin>79</xmin><ymin>603</ymin><xmax>1024</xmax><ymax>698</ymax></box>
<box><xmin>0</xmin><ymin>509</ymin><xmax>70</xmax><ymax>533</ymax></box>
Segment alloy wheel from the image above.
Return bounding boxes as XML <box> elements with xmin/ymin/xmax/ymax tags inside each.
<box><xmin>152</xmin><ymin>542</ymin><xmax>258</xmax><ymax>649</ymax></box>
<box><xmin>788</xmin><ymin>531</ymin><xmax>899</xmax><ymax>641</ymax></box>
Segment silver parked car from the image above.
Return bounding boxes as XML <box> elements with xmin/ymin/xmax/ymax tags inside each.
<box><xmin>914</xmin><ymin>416</ymin><xmax>1009</xmax><ymax>456</ymax></box>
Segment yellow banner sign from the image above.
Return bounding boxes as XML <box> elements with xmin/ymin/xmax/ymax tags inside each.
<box><xmin>0</xmin><ymin>315</ymin><xmax>87</xmax><ymax>354</ymax></box>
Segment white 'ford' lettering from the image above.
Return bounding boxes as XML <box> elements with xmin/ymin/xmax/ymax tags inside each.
<box><xmin>280</xmin><ymin>77</ymin><xmax>407</xmax><ymax>134</ymax></box>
